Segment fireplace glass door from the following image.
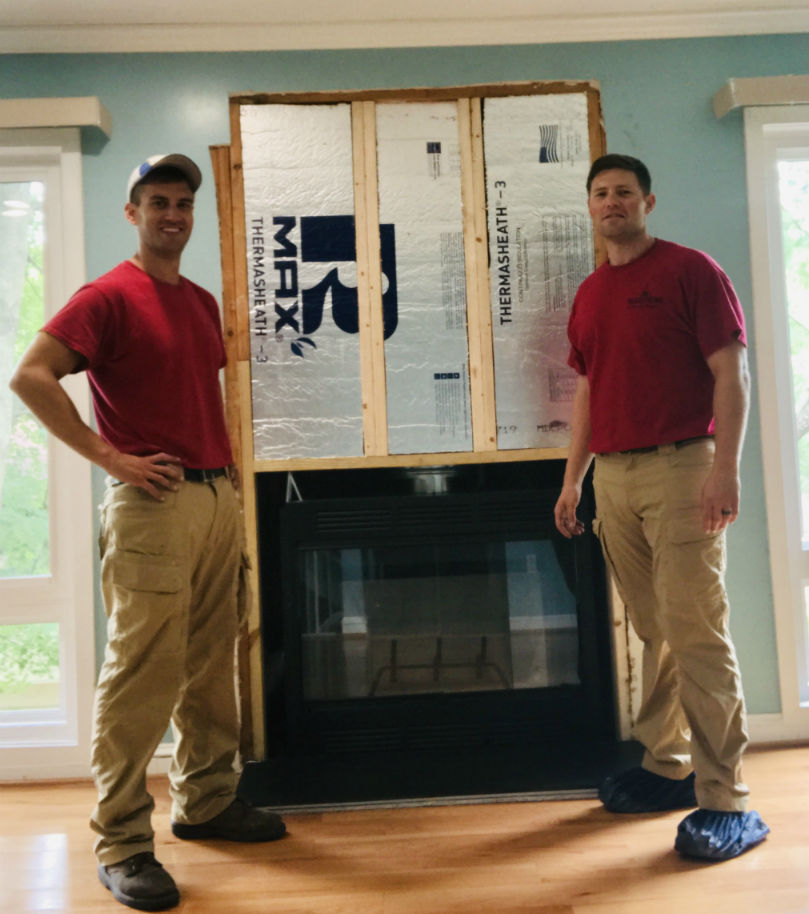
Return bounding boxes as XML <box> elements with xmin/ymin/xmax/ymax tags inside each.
<box><xmin>298</xmin><ymin>539</ymin><xmax>579</xmax><ymax>702</ymax></box>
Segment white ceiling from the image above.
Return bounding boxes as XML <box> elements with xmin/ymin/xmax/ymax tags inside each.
<box><xmin>1</xmin><ymin>0</ymin><xmax>808</xmax><ymax>54</ymax></box>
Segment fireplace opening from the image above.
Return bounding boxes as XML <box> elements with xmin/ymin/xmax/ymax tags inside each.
<box><xmin>241</xmin><ymin>462</ymin><xmax>641</xmax><ymax>808</ymax></box>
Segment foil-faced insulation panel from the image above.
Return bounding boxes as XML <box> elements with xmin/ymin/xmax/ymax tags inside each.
<box><xmin>376</xmin><ymin>102</ymin><xmax>473</xmax><ymax>454</ymax></box>
<box><xmin>483</xmin><ymin>93</ymin><xmax>594</xmax><ymax>450</ymax></box>
<box><xmin>241</xmin><ymin>103</ymin><xmax>364</xmax><ymax>459</ymax></box>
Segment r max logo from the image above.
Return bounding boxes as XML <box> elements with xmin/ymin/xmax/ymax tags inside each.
<box><xmin>272</xmin><ymin>215</ymin><xmax>398</xmax><ymax>358</ymax></box>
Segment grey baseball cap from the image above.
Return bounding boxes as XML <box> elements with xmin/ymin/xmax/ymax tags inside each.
<box><xmin>126</xmin><ymin>153</ymin><xmax>202</xmax><ymax>201</ymax></box>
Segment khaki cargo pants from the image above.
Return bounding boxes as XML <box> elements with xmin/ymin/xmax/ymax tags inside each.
<box><xmin>91</xmin><ymin>476</ymin><xmax>245</xmax><ymax>865</ymax></box>
<box><xmin>593</xmin><ymin>438</ymin><xmax>749</xmax><ymax>812</ymax></box>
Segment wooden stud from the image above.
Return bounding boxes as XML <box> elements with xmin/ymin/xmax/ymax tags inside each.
<box><xmin>217</xmin><ymin>98</ymin><xmax>265</xmax><ymax>759</ymax></box>
<box><xmin>229</xmin><ymin>99</ymin><xmax>251</xmax><ymax>362</ymax></box>
<box><xmin>251</xmin><ymin>447</ymin><xmax>568</xmax><ymax>474</ymax></box>
<box><xmin>352</xmin><ymin>100</ymin><xmax>389</xmax><ymax>457</ymax></box>
<box><xmin>210</xmin><ymin>143</ymin><xmax>254</xmax><ymax>759</ymax></box>
<box><xmin>586</xmin><ymin>85</ymin><xmax>609</xmax><ymax>268</ymax></box>
<box><xmin>458</xmin><ymin>97</ymin><xmax>498</xmax><ymax>453</ymax></box>
<box><xmin>231</xmin><ymin>80</ymin><xmax>601</xmax><ymax>107</ymax></box>
<box><xmin>209</xmin><ymin>145</ymin><xmax>243</xmax><ymax>479</ymax></box>
<box><xmin>237</xmin><ymin>358</ymin><xmax>264</xmax><ymax>761</ymax></box>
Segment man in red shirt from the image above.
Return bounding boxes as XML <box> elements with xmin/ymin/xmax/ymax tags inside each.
<box><xmin>10</xmin><ymin>154</ymin><xmax>286</xmax><ymax>910</ymax></box>
<box><xmin>554</xmin><ymin>153</ymin><xmax>769</xmax><ymax>860</ymax></box>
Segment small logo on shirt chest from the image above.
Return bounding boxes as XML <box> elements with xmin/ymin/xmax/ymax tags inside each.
<box><xmin>627</xmin><ymin>290</ymin><xmax>664</xmax><ymax>308</ymax></box>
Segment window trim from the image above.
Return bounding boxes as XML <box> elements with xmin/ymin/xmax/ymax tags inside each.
<box><xmin>0</xmin><ymin>128</ymin><xmax>95</xmax><ymax>777</ymax></box>
<box><xmin>744</xmin><ymin>104</ymin><xmax>809</xmax><ymax>740</ymax></box>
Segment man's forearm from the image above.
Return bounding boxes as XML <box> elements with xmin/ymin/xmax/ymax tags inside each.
<box><xmin>710</xmin><ymin>345</ymin><xmax>750</xmax><ymax>474</ymax></box>
<box><xmin>554</xmin><ymin>374</ymin><xmax>593</xmax><ymax>538</ymax></box>
<box><xmin>10</xmin><ymin>363</ymin><xmax>119</xmax><ymax>473</ymax></box>
<box><xmin>563</xmin><ymin>375</ymin><xmax>594</xmax><ymax>490</ymax></box>
<box><xmin>701</xmin><ymin>341</ymin><xmax>750</xmax><ymax>531</ymax></box>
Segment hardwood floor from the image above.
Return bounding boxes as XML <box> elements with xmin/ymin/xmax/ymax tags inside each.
<box><xmin>1</xmin><ymin>744</ymin><xmax>807</xmax><ymax>913</ymax></box>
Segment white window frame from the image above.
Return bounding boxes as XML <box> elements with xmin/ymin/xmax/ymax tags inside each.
<box><xmin>0</xmin><ymin>128</ymin><xmax>95</xmax><ymax>778</ymax></box>
<box><xmin>744</xmin><ymin>104</ymin><xmax>809</xmax><ymax>741</ymax></box>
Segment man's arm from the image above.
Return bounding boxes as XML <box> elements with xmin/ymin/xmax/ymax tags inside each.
<box><xmin>554</xmin><ymin>373</ymin><xmax>594</xmax><ymax>538</ymax></box>
<box><xmin>703</xmin><ymin>339</ymin><xmax>750</xmax><ymax>533</ymax></box>
<box><xmin>9</xmin><ymin>331</ymin><xmax>183</xmax><ymax>500</ymax></box>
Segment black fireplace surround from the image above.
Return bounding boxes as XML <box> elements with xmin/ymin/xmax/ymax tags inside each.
<box><xmin>239</xmin><ymin>461</ymin><xmax>640</xmax><ymax>808</ymax></box>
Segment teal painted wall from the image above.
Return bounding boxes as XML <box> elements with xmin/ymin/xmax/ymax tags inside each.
<box><xmin>4</xmin><ymin>33</ymin><xmax>807</xmax><ymax>714</ymax></box>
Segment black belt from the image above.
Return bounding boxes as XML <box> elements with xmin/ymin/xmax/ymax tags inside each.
<box><xmin>183</xmin><ymin>467</ymin><xmax>229</xmax><ymax>482</ymax></box>
<box><xmin>615</xmin><ymin>435</ymin><xmax>711</xmax><ymax>456</ymax></box>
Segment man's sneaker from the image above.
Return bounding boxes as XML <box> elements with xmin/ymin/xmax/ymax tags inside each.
<box><xmin>171</xmin><ymin>797</ymin><xmax>287</xmax><ymax>843</ymax></box>
<box><xmin>674</xmin><ymin>808</ymin><xmax>770</xmax><ymax>860</ymax></box>
<box><xmin>97</xmin><ymin>852</ymin><xmax>180</xmax><ymax>911</ymax></box>
<box><xmin>599</xmin><ymin>767</ymin><xmax>697</xmax><ymax>813</ymax></box>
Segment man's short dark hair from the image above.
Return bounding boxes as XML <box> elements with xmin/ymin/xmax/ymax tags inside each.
<box><xmin>129</xmin><ymin>166</ymin><xmax>195</xmax><ymax>204</ymax></box>
<box><xmin>586</xmin><ymin>154</ymin><xmax>652</xmax><ymax>195</ymax></box>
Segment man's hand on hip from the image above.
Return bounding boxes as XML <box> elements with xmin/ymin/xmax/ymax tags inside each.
<box><xmin>107</xmin><ymin>452</ymin><xmax>185</xmax><ymax>501</ymax></box>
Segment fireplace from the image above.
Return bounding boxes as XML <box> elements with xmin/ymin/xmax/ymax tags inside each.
<box><xmin>240</xmin><ymin>461</ymin><xmax>638</xmax><ymax>808</ymax></box>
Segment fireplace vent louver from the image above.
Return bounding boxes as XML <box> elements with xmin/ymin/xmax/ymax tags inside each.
<box><xmin>396</xmin><ymin>502</ymin><xmax>475</xmax><ymax>534</ymax></box>
<box><xmin>314</xmin><ymin>507</ymin><xmax>392</xmax><ymax>535</ymax></box>
<box><xmin>306</xmin><ymin>492</ymin><xmax>555</xmax><ymax>542</ymax></box>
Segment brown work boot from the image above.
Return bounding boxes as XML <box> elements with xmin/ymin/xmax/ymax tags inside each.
<box><xmin>171</xmin><ymin>797</ymin><xmax>286</xmax><ymax>842</ymax></box>
<box><xmin>97</xmin><ymin>852</ymin><xmax>180</xmax><ymax>911</ymax></box>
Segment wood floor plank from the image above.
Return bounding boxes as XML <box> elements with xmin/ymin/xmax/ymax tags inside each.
<box><xmin>0</xmin><ymin>745</ymin><xmax>807</xmax><ymax>913</ymax></box>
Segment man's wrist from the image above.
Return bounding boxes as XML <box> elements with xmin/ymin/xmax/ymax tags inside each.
<box><xmin>712</xmin><ymin>455</ymin><xmax>741</xmax><ymax>476</ymax></box>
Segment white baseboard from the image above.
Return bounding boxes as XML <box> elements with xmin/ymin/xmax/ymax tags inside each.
<box><xmin>747</xmin><ymin>711</ymin><xmax>809</xmax><ymax>745</ymax></box>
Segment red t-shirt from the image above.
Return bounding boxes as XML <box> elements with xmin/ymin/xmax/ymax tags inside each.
<box><xmin>567</xmin><ymin>239</ymin><xmax>746</xmax><ymax>454</ymax></box>
<box><xmin>43</xmin><ymin>260</ymin><xmax>233</xmax><ymax>469</ymax></box>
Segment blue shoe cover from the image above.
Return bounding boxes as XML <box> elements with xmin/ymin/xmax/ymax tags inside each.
<box><xmin>674</xmin><ymin>808</ymin><xmax>769</xmax><ymax>860</ymax></box>
<box><xmin>599</xmin><ymin>767</ymin><xmax>697</xmax><ymax>813</ymax></box>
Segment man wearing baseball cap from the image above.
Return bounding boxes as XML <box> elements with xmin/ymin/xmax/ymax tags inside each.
<box><xmin>10</xmin><ymin>154</ymin><xmax>286</xmax><ymax>911</ymax></box>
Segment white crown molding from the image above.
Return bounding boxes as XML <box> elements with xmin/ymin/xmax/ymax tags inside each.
<box><xmin>1</xmin><ymin>10</ymin><xmax>809</xmax><ymax>54</ymax></box>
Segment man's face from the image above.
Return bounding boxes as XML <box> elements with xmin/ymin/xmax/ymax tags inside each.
<box><xmin>587</xmin><ymin>168</ymin><xmax>655</xmax><ymax>242</ymax></box>
<box><xmin>124</xmin><ymin>180</ymin><xmax>195</xmax><ymax>257</ymax></box>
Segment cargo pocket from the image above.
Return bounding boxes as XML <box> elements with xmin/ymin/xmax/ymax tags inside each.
<box><xmin>102</xmin><ymin>551</ymin><xmax>185</xmax><ymax>645</ymax></box>
<box><xmin>110</xmin><ymin>557</ymin><xmax>184</xmax><ymax>593</ymax></box>
<box><xmin>664</xmin><ymin>512</ymin><xmax>726</xmax><ymax>563</ymax></box>
<box><xmin>661</xmin><ymin>513</ymin><xmax>727</xmax><ymax>620</ymax></box>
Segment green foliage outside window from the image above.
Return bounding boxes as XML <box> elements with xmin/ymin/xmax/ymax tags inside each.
<box><xmin>1</xmin><ymin>185</ymin><xmax>49</xmax><ymax>578</ymax></box>
<box><xmin>0</xmin><ymin>182</ymin><xmax>58</xmax><ymax>709</ymax></box>
<box><xmin>780</xmin><ymin>162</ymin><xmax>809</xmax><ymax>523</ymax></box>
<box><xmin>0</xmin><ymin>623</ymin><xmax>59</xmax><ymax>700</ymax></box>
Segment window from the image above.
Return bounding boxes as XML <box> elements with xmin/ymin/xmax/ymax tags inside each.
<box><xmin>745</xmin><ymin>105</ymin><xmax>809</xmax><ymax>739</ymax></box>
<box><xmin>0</xmin><ymin>128</ymin><xmax>94</xmax><ymax>777</ymax></box>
